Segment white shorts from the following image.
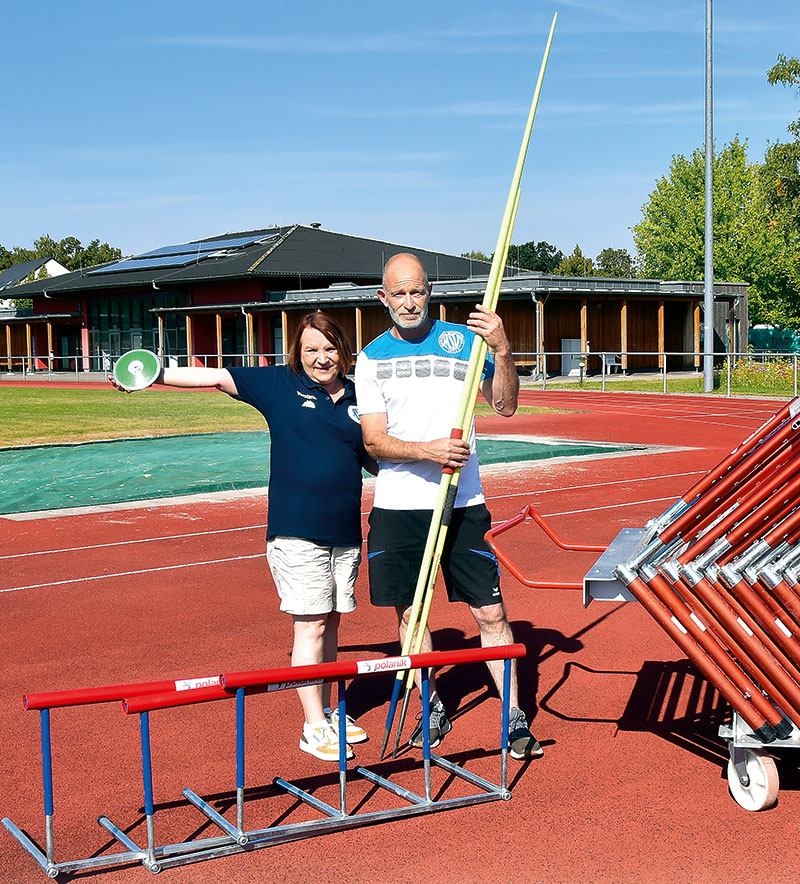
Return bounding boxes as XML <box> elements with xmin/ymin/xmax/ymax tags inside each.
<box><xmin>266</xmin><ymin>536</ymin><xmax>361</xmax><ymax>616</ymax></box>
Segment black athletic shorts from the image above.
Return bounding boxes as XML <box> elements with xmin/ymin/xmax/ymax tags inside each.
<box><xmin>367</xmin><ymin>504</ymin><xmax>502</xmax><ymax>608</ymax></box>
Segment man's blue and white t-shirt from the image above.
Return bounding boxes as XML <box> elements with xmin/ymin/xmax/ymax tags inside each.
<box><xmin>355</xmin><ymin>319</ymin><xmax>495</xmax><ymax>510</ymax></box>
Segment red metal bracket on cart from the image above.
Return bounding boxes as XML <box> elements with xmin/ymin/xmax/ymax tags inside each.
<box><xmin>485</xmin><ymin>504</ymin><xmax>608</xmax><ymax>593</ymax></box>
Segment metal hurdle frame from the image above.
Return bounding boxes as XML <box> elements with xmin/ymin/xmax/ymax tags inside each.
<box><xmin>4</xmin><ymin>645</ymin><xmax>523</xmax><ymax>878</ymax></box>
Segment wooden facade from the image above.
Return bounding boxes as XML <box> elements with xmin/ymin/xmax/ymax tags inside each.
<box><xmin>2</xmin><ymin>272</ymin><xmax>748</xmax><ymax>376</ymax></box>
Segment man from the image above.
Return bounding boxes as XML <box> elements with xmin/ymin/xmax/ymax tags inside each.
<box><xmin>355</xmin><ymin>252</ymin><xmax>542</xmax><ymax>760</ymax></box>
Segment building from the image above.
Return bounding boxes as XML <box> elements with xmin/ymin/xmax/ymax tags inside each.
<box><xmin>1</xmin><ymin>224</ymin><xmax>747</xmax><ymax>374</ymax></box>
<box><xmin>0</xmin><ymin>257</ymin><xmax>70</xmax><ymax>298</ymax></box>
<box><xmin>0</xmin><ymin>225</ymin><xmax>491</xmax><ymax>371</ymax></box>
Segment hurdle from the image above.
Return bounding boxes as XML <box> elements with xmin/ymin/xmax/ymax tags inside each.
<box><xmin>3</xmin><ymin>645</ymin><xmax>524</xmax><ymax>877</ymax></box>
<box><xmin>488</xmin><ymin>398</ymin><xmax>800</xmax><ymax>809</ymax></box>
<box><xmin>615</xmin><ymin>400</ymin><xmax>800</xmax><ymax>808</ymax></box>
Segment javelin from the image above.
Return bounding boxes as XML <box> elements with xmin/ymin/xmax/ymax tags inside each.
<box><xmin>378</xmin><ymin>11</ymin><xmax>558</xmax><ymax>759</ymax></box>
<box><xmin>388</xmin><ymin>191</ymin><xmax>522</xmax><ymax>756</ymax></box>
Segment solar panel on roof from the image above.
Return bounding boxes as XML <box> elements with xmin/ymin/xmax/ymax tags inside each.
<box><xmin>136</xmin><ymin>232</ymin><xmax>277</xmax><ymax>259</ymax></box>
<box><xmin>136</xmin><ymin>243</ymin><xmax>209</xmax><ymax>259</ymax></box>
<box><xmin>86</xmin><ymin>232</ymin><xmax>279</xmax><ymax>275</ymax></box>
<box><xmin>87</xmin><ymin>254</ymin><xmax>212</xmax><ymax>274</ymax></box>
<box><xmin>196</xmin><ymin>233</ymin><xmax>278</xmax><ymax>251</ymax></box>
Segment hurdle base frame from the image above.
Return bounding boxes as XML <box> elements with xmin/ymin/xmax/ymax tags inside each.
<box><xmin>149</xmin><ymin>753</ymin><xmax>511</xmax><ymax>872</ymax></box>
<box><xmin>4</xmin><ymin>743</ymin><xmax>513</xmax><ymax>878</ymax></box>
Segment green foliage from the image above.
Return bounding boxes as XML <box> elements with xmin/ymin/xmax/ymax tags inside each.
<box><xmin>595</xmin><ymin>247</ymin><xmax>635</xmax><ymax>278</ymax></box>
<box><xmin>5</xmin><ymin>234</ymin><xmax>122</xmax><ymax>274</ymax></box>
<box><xmin>461</xmin><ymin>249</ymin><xmax>490</xmax><ymax>261</ymax></box>
<box><xmin>555</xmin><ymin>244</ymin><xmax>594</xmax><ymax>276</ymax></box>
<box><xmin>631</xmin><ymin>54</ymin><xmax>800</xmax><ymax>329</ymax></box>
<box><xmin>751</xmin><ymin>140</ymin><xmax>800</xmax><ymax>325</ymax></box>
<box><xmin>632</xmin><ymin>137</ymin><xmax>755</xmax><ymax>281</ymax></box>
<box><xmin>631</xmin><ymin>137</ymin><xmax>800</xmax><ymax>325</ymax></box>
<box><xmin>502</xmin><ymin>240</ymin><xmax>564</xmax><ymax>272</ymax></box>
<box><xmin>767</xmin><ymin>54</ymin><xmax>800</xmax><ymax>138</ymax></box>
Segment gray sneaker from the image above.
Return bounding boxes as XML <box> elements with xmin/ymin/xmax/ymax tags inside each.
<box><xmin>409</xmin><ymin>698</ymin><xmax>452</xmax><ymax>748</ymax></box>
<box><xmin>509</xmin><ymin>707</ymin><xmax>543</xmax><ymax>760</ymax></box>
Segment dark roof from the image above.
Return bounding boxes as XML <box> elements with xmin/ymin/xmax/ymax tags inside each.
<box><xmin>9</xmin><ymin>225</ymin><xmax>492</xmax><ymax>299</ymax></box>
<box><xmin>0</xmin><ymin>258</ymin><xmax>51</xmax><ymax>292</ymax></box>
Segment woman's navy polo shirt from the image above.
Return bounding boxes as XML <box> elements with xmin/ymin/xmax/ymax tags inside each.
<box><xmin>227</xmin><ymin>365</ymin><xmax>366</xmax><ymax>547</ymax></box>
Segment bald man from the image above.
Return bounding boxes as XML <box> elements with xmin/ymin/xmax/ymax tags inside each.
<box><xmin>354</xmin><ymin>253</ymin><xmax>542</xmax><ymax>759</ymax></box>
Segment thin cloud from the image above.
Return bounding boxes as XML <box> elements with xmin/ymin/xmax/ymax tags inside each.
<box><xmin>144</xmin><ymin>31</ymin><xmax>554</xmax><ymax>55</ymax></box>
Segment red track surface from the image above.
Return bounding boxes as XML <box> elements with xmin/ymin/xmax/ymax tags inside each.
<box><xmin>2</xmin><ymin>391</ymin><xmax>798</xmax><ymax>883</ymax></box>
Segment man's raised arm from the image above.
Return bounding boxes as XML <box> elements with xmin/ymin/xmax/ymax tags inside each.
<box><xmin>468</xmin><ymin>304</ymin><xmax>519</xmax><ymax>417</ymax></box>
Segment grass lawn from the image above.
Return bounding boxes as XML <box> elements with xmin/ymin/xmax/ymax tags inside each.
<box><xmin>1</xmin><ymin>387</ymin><xmax>569</xmax><ymax>448</ymax></box>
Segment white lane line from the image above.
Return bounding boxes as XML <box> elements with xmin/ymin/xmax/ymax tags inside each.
<box><xmin>0</xmin><ymin>524</ymin><xmax>265</xmax><ymax>560</ymax></box>
<box><xmin>3</xmin><ymin>471</ymin><xmax>704</xmax><ymax>560</ymax></box>
<box><xmin>543</xmin><ymin>496</ymin><xmax>678</xmax><ymax>518</ymax></box>
<box><xmin>2</xmin><ymin>554</ymin><xmax>264</xmax><ymax>594</ymax></box>
<box><xmin>484</xmin><ymin>469</ymin><xmax>703</xmax><ymax>501</ymax></box>
<box><xmin>490</xmin><ymin>494</ymin><xmax>677</xmax><ymax>523</ymax></box>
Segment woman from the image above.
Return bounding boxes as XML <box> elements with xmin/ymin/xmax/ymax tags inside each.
<box><xmin>111</xmin><ymin>311</ymin><xmax>374</xmax><ymax>761</ymax></box>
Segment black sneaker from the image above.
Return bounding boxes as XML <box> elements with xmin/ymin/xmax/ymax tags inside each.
<box><xmin>509</xmin><ymin>707</ymin><xmax>543</xmax><ymax>760</ymax></box>
<box><xmin>409</xmin><ymin>698</ymin><xmax>452</xmax><ymax>748</ymax></box>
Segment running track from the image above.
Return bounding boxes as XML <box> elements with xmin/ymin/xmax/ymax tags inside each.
<box><xmin>2</xmin><ymin>391</ymin><xmax>798</xmax><ymax>883</ymax></box>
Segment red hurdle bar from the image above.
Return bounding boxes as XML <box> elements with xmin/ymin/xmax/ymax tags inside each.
<box><xmin>23</xmin><ymin>674</ymin><xmax>223</xmax><ymax>711</ymax></box>
<box><xmin>613</xmin><ymin>564</ymin><xmax>778</xmax><ymax>742</ymax></box>
<box><xmin>628</xmin><ymin>402</ymin><xmax>800</xmax><ymax>570</ymax></box>
<box><xmin>656</xmin><ymin>565</ymin><xmax>800</xmax><ymax>733</ymax></box>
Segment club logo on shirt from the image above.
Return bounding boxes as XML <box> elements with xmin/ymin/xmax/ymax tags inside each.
<box><xmin>438</xmin><ymin>329</ymin><xmax>465</xmax><ymax>354</ymax></box>
<box><xmin>348</xmin><ymin>405</ymin><xmax>361</xmax><ymax>424</ymax></box>
<box><xmin>297</xmin><ymin>390</ymin><xmax>317</xmax><ymax>409</ymax></box>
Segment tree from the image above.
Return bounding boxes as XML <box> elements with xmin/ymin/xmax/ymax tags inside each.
<box><xmin>555</xmin><ymin>245</ymin><xmax>594</xmax><ymax>276</ymax></box>
<box><xmin>767</xmin><ymin>54</ymin><xmax>800</xmax><ymax>138</ymax></box>
<box><xmin>460</xmin><ymin>249</ymin><xmax>490</xmax><ymax>262</ymax></box>
<box><xmin>755</xmin><ymin>55</ymin><xmax>800</xmax><ymax>325</ymax></box>
<box><xmin>78</xmin><ymin>239</ymin><xmax>122</xmax><ymax>269</ymax></box>
<box><xmin>501</xmin><ymin>240</ymin><xmax>564</xmax><ymax>272</ymax></box>
<box><xmin>3</xmin><ymin>234</ymin><xmax>122</xmax><ymax>273</ymax></box>
<box><xmin>632</xmin><ymin>136</ymin><xmax>800</xmax><ymax>326</ymax></box>
<box><xmin>595</xmin><ymin>247</ymin><xmax>635</xmax><ymax>278</ymax></box>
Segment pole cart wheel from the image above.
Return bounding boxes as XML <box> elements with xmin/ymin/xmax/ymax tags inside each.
<box><xmin>726</xmin><ymin>747</ymin><xmax>779</xmax><ymax>811</ymax></box>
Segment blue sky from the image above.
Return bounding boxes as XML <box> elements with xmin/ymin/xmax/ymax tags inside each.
<box><xmin>2</xmin><ymin>0</ymin><xmax>799</xmax><ymax>263</ymax></box>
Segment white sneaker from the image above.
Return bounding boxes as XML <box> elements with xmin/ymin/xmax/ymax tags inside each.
<box><xmin>326</xmin><ymin>709</ymin><xmax>368</xmax><ymax>744</ymax></box>
<box><xmin>299</xmin><ymin>723</ymin><xmax>354</xmax><ymax>762</ymax></box>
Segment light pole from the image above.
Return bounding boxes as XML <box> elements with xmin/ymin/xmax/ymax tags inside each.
<box><xmin>704</xmin><ymin>0</ymin><xmax>715</xmax><ymax>392</ymax></box>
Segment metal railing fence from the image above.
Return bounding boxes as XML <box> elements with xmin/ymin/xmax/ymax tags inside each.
<box><xmin>2</xmin><ymin>350</ymin><xmax>799</xmax><ymax>398</ymax></box>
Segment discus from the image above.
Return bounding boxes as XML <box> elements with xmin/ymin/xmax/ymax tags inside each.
<box><xmin>113</xmin><ymin>349</ymin><xmax>162</xmax><ymax>391</ymax></box>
